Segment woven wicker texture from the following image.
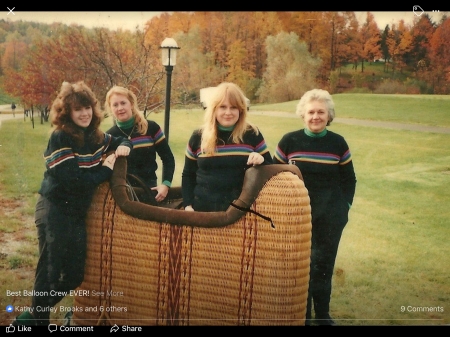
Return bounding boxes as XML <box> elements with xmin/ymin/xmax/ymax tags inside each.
<box><xmin>72</xmin><ymin>167</ymin><xmax>311</xmax><ymax>326</ymax></box>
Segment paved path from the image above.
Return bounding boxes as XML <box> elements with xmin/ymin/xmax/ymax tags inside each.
<box><xmin>0</xmin><ymin>104</ymin><xmax>25</xmax><ymax>126</ymax></box>
<box><xmin>0</xmin><ymin>112</ymin><xmax>25</xmax><ymax>126</ymax></box>
<box><xmin>249</xmin><ymin>111</ymin><xmax>450</xmax><ymax>134</ymax></box>
<box><xmin>0</xmin><ymin>112</ymin><xmax>26</xmax><ymax>126</ymax></box>
<box><xmin>1</xmin><ymin>109</ymin><xmax>450</xmax><ymax>134</ymax></box>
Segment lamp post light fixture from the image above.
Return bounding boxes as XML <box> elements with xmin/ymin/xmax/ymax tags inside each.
<box><xmin>160</xmin><ymin>37</ymin><xmax>180</xmax><ymax>145</ymax></box>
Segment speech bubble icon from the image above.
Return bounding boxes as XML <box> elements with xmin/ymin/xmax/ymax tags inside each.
<box><xmin>48</xmin><ymin>324</ymin><xmax>58</xmax><ymax>333</ymax></box>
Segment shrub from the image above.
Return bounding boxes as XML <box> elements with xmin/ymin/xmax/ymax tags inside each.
<box><xmin>374</xmin><ymin>79</ymin><xmax>410</xmax><ymax>94</ymax></box>
<box><xmin>348</xmin><ymin>87</ymin><xmax>372</xmax><ymax>94</ymax></box>
<box><xmin>8</xmin><ymin>255</ymin><xmax>28</xmax><ymax>269</ymax></box>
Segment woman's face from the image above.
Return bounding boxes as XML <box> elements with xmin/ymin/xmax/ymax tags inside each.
<box><xmin>109</xmin><ymin>93</ymin><xmax>133</xmax><ymax>122</ymax></box>
<box><xmin>302</xmin><ymin>100</ymin><xmax>329</xmax><ymax>133</ymax></box>
<box><xmin>215</xmin><ymin>97</ymin><xmax>240</xmax><ymax>128</ymax></box>
<box><xmin>70</xmin><ymin>105</ymin><xmax>92</xmax><ymax>128</ymax></box>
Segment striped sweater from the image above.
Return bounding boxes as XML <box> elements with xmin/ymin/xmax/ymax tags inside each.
<box><xmin>182</xmin><ymin>127</ymin><xmax>272</xmax><ymax>211</ymax></box>
<box><xmin>274</xmin><ymin>129</ymin><xmax>356</xmax><ymax>219</ymax></box>
<box><xmin>107</xmin><ymin>120</ymin><xmax>174</xmax><ymax>187</ymax></box>
<box><xmin>38</xmin><ymin>129</ymin><xmax>132</xmax><ymax>214</ymax></box>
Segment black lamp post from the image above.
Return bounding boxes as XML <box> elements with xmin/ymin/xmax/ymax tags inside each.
<box><xmin>160</xmin><ymin>37</ymin><xmax>180</xmax><ymax>145</ymax></box>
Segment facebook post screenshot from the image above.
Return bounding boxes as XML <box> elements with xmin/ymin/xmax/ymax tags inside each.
<box><xmin>1</xmin><ymin>8</ymin><xmax>448</xmax><ymax>330</ymax></box>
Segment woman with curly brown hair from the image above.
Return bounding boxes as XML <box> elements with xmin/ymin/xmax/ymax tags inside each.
<box><xmin>11</xmin><ymin>81</ymin><xmax>132</xmax><ymax>326</ymax></box>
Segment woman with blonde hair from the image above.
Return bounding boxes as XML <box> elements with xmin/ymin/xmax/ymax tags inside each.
<box><xmin>182</xmin><ymin>82</ymin><xmax>272</xmax><ymax>212</ymax></box>
<box><xmin>105</xmin><ymin>85</ymin><xmax>175</xmax><ymax>203</ymax></box>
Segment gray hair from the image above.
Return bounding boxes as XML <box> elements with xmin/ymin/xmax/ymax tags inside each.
<box><xmin>295</xmin><ymin>89</ymin><xmax>335</xmax><ymax>125</ymax></box>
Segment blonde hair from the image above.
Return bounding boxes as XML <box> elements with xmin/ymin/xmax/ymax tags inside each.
<box><xmin>200</xmin><ymin>82</ymin><xmax>258</xmax><ymax>154</ymax></box>
<box><xmin>104</xmin><ymin>85</ymin><xmax>148</xmax><ymax>134</ymax></box>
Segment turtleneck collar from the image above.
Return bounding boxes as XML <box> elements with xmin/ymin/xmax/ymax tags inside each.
<box><xmin>218</xmin><ymin>124</ymin><xmax>235</xmax><ymax>132</ymax></box>
<box><xmin>116</xmin><ymin>116</ymin><xmax>135</xmax><ymax>129</ymax></box>
<box><xmin>75</xmin><ymin>125</ymin><xmax>88</xmax><ymax>133</ymax></box>
<box><xmin>304</xmin><ymin>128</ymin><xmax>327</xmax><ymax>138</ymax></box>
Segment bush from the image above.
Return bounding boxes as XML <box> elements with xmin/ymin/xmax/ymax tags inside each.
<box><xmin>404</xmin><ymin>77</ymin><xmax>433</xmax><ymax>94</ymax></box>
<box><xmin>329</xmin><ymin>71</ymin><xmax>339</xmax><ymax>94</ymax></box>
<box><xmin>8</xmin><ymin>255</ymin><xmax>30</xmax><ymax>269</ymax></box>
<box><xmin>348</xmin><ymin>87</ymin><xmax>372</xmax><ymax>94</ymax></box>
<box><xmin>373</xmin><ymin>79</ymin><xmax>419</xmax><ymax>94</ymax></box>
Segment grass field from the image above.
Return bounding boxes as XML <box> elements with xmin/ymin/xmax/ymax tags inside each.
<box><xmin>0</xmin><ymin>93</ymin><xmax>449</xmax><ymax>326</ymax></box>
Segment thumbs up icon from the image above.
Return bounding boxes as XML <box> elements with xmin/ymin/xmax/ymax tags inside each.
<box><xmin>6</xmin><ymin>324</ymin><xmax>16</xmax><ymax>333</ymax></box>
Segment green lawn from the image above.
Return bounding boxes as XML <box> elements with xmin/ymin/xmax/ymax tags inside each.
<box><xmin>251</xmin><ymin>93</ymin><xmax>450</xmax><ymax>127</ymax></box>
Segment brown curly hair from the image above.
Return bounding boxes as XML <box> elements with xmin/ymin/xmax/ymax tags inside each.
<box><xmin>50</xmin><ymin>81</ymin><xmax>104</xmax><ymax>146</ymax></box>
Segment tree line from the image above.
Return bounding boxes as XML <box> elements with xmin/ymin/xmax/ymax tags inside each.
<box><xmin>0</xmin><ymin>11</ymin><xmax>449</xmax><ymax>116</ymax></box>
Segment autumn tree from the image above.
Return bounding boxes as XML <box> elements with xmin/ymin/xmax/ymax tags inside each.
<box><xmin>246</xmin><ymin>12</ymin><xmax>284</xmax><ymax>78</ymax></box>
<box><xmin>334</xmin><ymin>12</ymin><xmax>360</xmax><ymax>72</ymax></box>
<box><xmin>283</xmin><ymin>12</ymin><xmax>332</xmax><ymax>86</ymax></box>
<box><xmin>283</xmin><ymin>12</ymin><xmax>321</xmax><ymax>54</ymax></box>
<box><xmin>143</xmin><ymin>12</ymin><xmax>172</xmax><ymax>49</ymax></box>
<box><xmin>170</xmin><ymin>27</ymin><xmax>226</xmax><ymax>104</ymax></box>
<box><xmin>409</xmin><ymin>14</ymin><xmax>435</xmax><ymax>71</ymax></box>
<box><xmin>380</xmin><ymin>25</ymin><xmax>391</xmax><ymax>72</ymax></box>
<box><xmin>224</xmin><ymin>39</ymin><xmax>253</xmax><ymax>91</ymax></box>
<box><xmin>1</xmin><ymin>31</ymin><xmax>28</xmax><ymax>72</ymax></box>
<box><xmin>386</xmin><ymin>20</ymin><xmax>414</xmax><ymax>74</ymax></box>
<box><xmin>2</xmin><ymin>12</ymin><xmax>449</xmax><ymax>105</ymax></box>
<box><xmin>77</xmin><ymin>27</ymin><xmax>164</xmax><ymax>107</ymax></box>
<box><xmin>3</xmin><ymin>25</ymin><xmax>164</xmax><ymax>115</ymax></box>
<box><xmin>0</xmin><ymin>26</ymin><xmax>7</xmax><ymax>43</ymax></box>
<box><xmin>358</xmin><ymin>12</ymin><xmax>382</xmax><ymax>72</ymax></box>
<box><xmin>145</xmin><ymin>11</ymin><xmax>230</xmax><ymax>104</ymax></box>
<box><xmin>284</xmin><ymin>12</ymin><xmax>358</xmax><ymax>86</ymax></box>
<box><xmin>429</xmin><ymin>17</ymin><xmax>450</xmax><ymax>93</ymax></box>
<box><xmin>327</xmin><ymin>12</ymin><xmax>361</xmax><ymax>92</ymax></box>
<box><xmin>150</xmin><ymin>12</ymin><xmax>284</xmax><ymax>102</ymax></box>
<box><xmin>3</xmin><ymin>35</ymin><xmax>64</xmax><ymax>115</ymax></box>
<box><xmin>167</xmin><ymin>11</ymin><xmax>193</xmax><ymax>35</ymax></box>
<box><xmin>258</xmin><ymin>32</ymin><xmax>320</xmax><ymax>103</ymax></box>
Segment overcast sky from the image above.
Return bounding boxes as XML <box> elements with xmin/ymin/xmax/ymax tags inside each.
<box><xmin>3</xmin><ymin>11</ymin><xmax>446</xmax><ymax>32</ymax></box>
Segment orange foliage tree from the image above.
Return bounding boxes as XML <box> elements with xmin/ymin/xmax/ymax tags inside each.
<box><xmin>410</xmin><ymin>14</ymin><xmax>435</xmax><ymax>70</ymax></box>
<box><xmin>429</xmin><ymin>17</ymin><xmax>450</xmax><ymax>93</ymax></box>
<box><xmin>3</xmin><ymin>25</ymin><xmax>164</xmax><ymax>114</ymax></box>
<box><xmin>386</xmin><ymin>20</ymin><xmax>414</xmax><ymax>74</ymax></box>
<box><xmin>1</xmin><ymin>40</ymin><xmax>28</xmax><ymax>72</ymax></box>
<box><xmin>358</xmin><ymin>12</ymin><xmax>382</xmax><ymax>72</ymax></box>
<box><xmin>3</xmin><ymin>11</ymin><xmax>449</xmax><ymax>103</ymax></box>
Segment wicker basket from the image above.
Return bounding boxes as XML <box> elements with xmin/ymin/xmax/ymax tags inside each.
<box><xmin>72</xmin><ymin>158</ymin><xmax>311</xmax><ymax>326</ymax></box>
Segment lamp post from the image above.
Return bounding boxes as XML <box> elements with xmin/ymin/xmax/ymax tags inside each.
<box><xmin>160</xmin><ymin>38</ymin><xmax>180</xmax><ymax>145</ymax></box>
